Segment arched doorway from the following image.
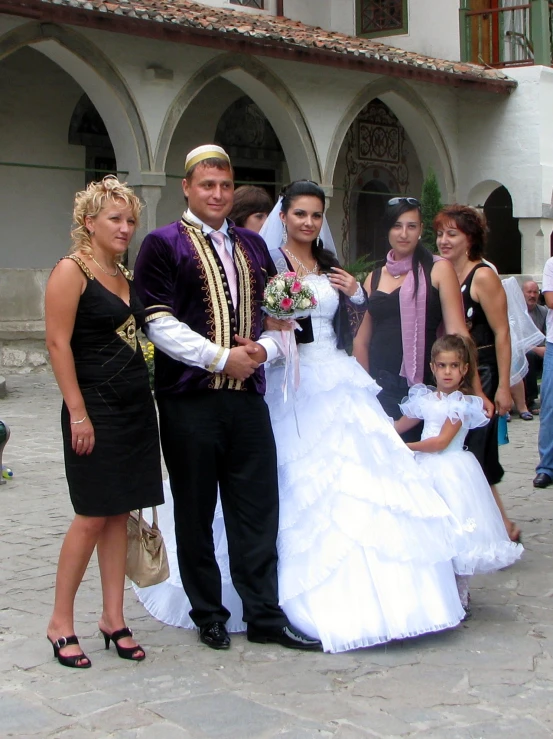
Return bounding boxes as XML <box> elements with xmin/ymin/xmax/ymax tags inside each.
<box><xmin>215</xmin><ymin>95</ymin><xmax>285</xmax><ymax>202</ymax></box>
<box><xmin>332</xmin><ymin>98</ymin><xmax>421</xmax><ymax>264</ymax></box>
<box><xmin>355</xmin><ymin>179</ymin><xmax>391</xmax><ymax>264</ymax></box>
<box><xmin>157</xmin><ymin>77</ymin><xmax>290</xmax><ymax>226</ymax></box>
<box><xmin>68</xmin><ymin>94</ymin><xmax>117</xmax><ymax>187</ymax></box>
<box><xmin>484</xmin><ymin>185</ymin><xmax>521</xmax><ymax>273</ymax></box>
<box><xmin>0</xmin><ymin>46</ymin><xmax>117</xmax><ymax>268</ymax></box>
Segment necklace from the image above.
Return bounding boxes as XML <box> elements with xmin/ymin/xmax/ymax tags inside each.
<box><xmin>91</xmin><ymin>256</ymin><xmax>118</xmax><ymax>277</ymax></box>
<box><xmin>284</xmin><ymin>249</ymin><xmax>319</xmax><ymax>275</ymax></box>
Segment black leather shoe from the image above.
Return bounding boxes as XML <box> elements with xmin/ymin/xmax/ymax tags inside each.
<box><xmin>199</xmin><ymin>622</ymin><xmax>230</xmax><ymax>650</ymax></box>
<box><xmin>533</xmin><ymin>472</ymin><xmax>553</xmax><ymax>488</ymax></box>
<box><xmin>247</xmin><ymin>624</ymin><xmax>322</xmax><ymax>651</ymax></box>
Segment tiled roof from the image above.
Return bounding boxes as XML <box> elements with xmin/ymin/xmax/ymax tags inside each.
<box><xmin>12</xmin><ymin>0</ymin><xmax>515</xmax><ymax>90</ymax></box>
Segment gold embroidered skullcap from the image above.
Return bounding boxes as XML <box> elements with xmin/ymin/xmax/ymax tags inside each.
<box><xmin>184</xmin><ymin>145</ymin><xmax>231</xmax><ymax>175</ymax></box>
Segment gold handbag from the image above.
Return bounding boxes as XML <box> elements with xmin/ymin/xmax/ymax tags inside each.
<box><xmin>126</xmin><ymin>508</ymin><xmax>169</xmax><ymax>588</ymax></box>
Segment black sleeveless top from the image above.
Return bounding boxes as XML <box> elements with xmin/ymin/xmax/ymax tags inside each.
<box><xmin>367</xmin><ymin>266</ymin><xmax>443</xmax><ymax>384</ymax></box>
<box><xmin>461</xmin><ymin>263</ymin><xmax>496</xmax><ymax>368</ymax></box>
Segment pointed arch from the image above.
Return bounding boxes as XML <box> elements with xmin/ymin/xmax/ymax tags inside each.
<box><xmin>155</xmin><ymin>53</ymin><xmax>320</xmax><ymax>182</ymax></box>
<box><xmin>324</xmin><ymin>77</ymin><xmax>455</xmax><ymax>199</ymax></box>
<box><xmin>0</xmin><ymin>22</ymin><xmax>150</xmax><ymax>177</ymax></box>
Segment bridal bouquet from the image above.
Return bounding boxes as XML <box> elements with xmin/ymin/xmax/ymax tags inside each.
<box><xmin>262</xmin><ymin>272</ymin><xmax>317</xmax><ymax>319</ymax></box>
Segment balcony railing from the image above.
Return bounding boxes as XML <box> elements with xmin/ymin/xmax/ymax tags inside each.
<box><xmin>461</xmin><ymin>1</ymin><xmax>553</xmax><ymax>68</ymax></box>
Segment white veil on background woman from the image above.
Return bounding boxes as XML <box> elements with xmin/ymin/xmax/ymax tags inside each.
<box><xmin>260</xmin><ymin>195</ymin><xmax>337</xmax><ymax>271</ymax></box>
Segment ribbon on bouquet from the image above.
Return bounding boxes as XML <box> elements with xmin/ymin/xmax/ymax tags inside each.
<box><xmin>270</xmin><ymin>322</ymin><xmax>302</xmax><ymax>435</ymax></box>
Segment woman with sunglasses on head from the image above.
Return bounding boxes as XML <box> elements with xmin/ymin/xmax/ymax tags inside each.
<box><xmin>353</xmin><ymin>197</ymin><xmax>493</xmax><ymax>442</ymax></box>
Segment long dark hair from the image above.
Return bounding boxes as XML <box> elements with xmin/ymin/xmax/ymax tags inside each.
<box><xmin>430</xmin><ymin>334</ymin><xmax>477</xmax><ymax>395</ymax></box>
<box><xmin>383</xmin><ymin>198</ymin><xmax>433</xmax><ymax>296</ymax></box>
<box><xmin>280</xmin><ymin>180</ymin><xmax>339</xmax><ymax>272</ymax></box>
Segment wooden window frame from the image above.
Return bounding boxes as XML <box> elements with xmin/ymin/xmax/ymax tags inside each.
<box><xmin>229</xmin><ymin>0</ymin><xmax>265</xmax><ymax>9</ymax></box>
<box><xmin>357</xmin><ymin>0</ymin><xmax>409</xmax><ymax>38</ymax></box>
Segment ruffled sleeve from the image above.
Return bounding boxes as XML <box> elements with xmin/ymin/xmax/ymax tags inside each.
<box><xmin>442</xmin><ymin>392</ymin><xmax>489</xmax><ymax>429</ymax></box>
<box><xmin>399</xmin><ymin>384</ymin><xmax>435</xmax><ymax>420</ymax></box>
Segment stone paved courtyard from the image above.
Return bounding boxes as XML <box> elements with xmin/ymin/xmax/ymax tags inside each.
<box><xmin>0</xmin><ymin>373</ymin><xmax>552</xmax><ymax>738</ymax></box>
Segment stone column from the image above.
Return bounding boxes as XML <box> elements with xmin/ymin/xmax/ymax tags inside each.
<box><xmin>518</xmin><ymin>217</ymin><xmax>553</xmax><ymax>281</ymax></box>
<box><xmin>128</xmin><ymin>173</ymin><xmax>166</xmax><ymax>268</ymax></box>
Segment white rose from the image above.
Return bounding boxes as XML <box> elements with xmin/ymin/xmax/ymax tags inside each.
<box><xmin>274</xmin><ymin>279</ymin><xmax>285</xmax><ymax>292</ymax></box>
<box><xmin>266</xmin><ymin>294</ymin><xmax>275</xmax><ymax>306</ymax></box>
<box><xmin>299</xmin><ymin>298</ymin><xmax>311</xmax><ymax>309</ymax></box>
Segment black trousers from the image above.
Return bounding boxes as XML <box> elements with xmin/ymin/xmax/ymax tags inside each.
<box><xmin>373</xmin><ymin>368</ymin><xmax>423</xmax><ymax>443</ymax></box>
<box><xmin>157</xmin><ymin>390</ymin><xmax>287</xmax><ymax>629</ymax></box>
<box><xmin>524</xmin><ymin>350</ymin><xmax>544</xmax><ymax>406</ymax></box>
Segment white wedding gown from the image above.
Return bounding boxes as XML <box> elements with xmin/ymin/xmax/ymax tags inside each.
<box><xmin>135</xmin><ymin>274</ymin><xmax>466</xmax><ymax>652</ymax></box>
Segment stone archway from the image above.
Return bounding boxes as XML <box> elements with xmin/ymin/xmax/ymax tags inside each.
<box><xmin>484</xmin><ymin>185</ymin><xmax>521</xmax><ymax>274</ymax></box>
<box><xmin>0</xmin><ymin>22</ymin><xmax>150</xmax><ymax>177</ymax></box>
<box><xmin>155</xmin><ymin>54</ymin><xmax>320</xmax><ymax>183</ymax></box>
<box><xmin>324</xmin><ymin>77</ymin><xmax>455</xmax><ymax>202</ymax></box>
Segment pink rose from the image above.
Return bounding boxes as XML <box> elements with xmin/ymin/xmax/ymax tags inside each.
<box><xmin>280</xmin><ymin>297</ymin><xmax>294</xmax><ymax>310</ymax></box>
<box><xmin>284</xmin><ymin>271</ymin><xmax>296</xmax><ymax>278</ymax></box>
<box><xmin>310</xmin><ymin>296</ymin><xmax>318</xmax><ymax>306</ymax></box>
<box><xmin>290</xmin><ymin>280</ymin><xmax>302</xmax><ymax>294</ymax></box>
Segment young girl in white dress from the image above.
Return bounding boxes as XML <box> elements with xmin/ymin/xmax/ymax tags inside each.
<box><xmin>395</xmin><ymin>334</ymin><xmax>523</xmax><ymax>613</ymax></box>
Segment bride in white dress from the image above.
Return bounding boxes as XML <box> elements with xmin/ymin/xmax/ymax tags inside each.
<box><xmin>136</xmin><ymin>181</ymin><xmax>466</xmax><ymax>653</ymax></box>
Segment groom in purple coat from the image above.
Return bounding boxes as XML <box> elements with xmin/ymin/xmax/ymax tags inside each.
<box><xmin>134</xmin><ymin>145</ymin><xmax>321</xmax><ymax>652</ymax></box>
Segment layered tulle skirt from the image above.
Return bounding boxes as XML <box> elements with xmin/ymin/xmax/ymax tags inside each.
<box><xmin>414</xmin><ymin>449</ymin><xmax>523</xmax><ymax>576</ymax></box>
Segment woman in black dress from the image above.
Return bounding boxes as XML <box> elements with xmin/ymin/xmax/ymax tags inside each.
<box><xmin>353</xmin><ymin>197</ymin><xmax>484</xmax><ymax>441</ymax></box>
<box><xmin>434</xmin><ymin>204</ymin><xmax>520</xmax><ymax>541</ymax></box>
<box><xmin>45</xmin><ymin>176</ymin><xmax>164</xmax><ymax>668</ymax></box>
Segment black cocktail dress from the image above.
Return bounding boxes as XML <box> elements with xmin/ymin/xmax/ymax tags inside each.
<box><xmin>60</xmin><ymin>255</ymin><xmax>164</xmax><ymax>516</ymax></box>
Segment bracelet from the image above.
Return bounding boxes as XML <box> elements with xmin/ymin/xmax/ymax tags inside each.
<box><xmin>70</xmin><ymin>415</ymin><xmax>88</xmax><ymax>425</ymax></box>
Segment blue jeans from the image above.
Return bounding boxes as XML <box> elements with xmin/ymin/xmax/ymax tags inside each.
<box><xmin>537</xmin><ymin>341</ymin><xmax>553</xmax><ymax>476</ymax></box>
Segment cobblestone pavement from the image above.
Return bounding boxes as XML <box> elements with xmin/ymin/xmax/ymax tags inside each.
<box><xmin>1</xmin><ymin>373</ymin><xmax>552</xmax><ymax>739</ymax></box>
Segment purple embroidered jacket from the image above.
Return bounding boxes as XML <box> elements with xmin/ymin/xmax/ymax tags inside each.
<box><xmin>134</xmin><ymin>218</ymin><xmax>276</xmax><ymax>397</ymax></box>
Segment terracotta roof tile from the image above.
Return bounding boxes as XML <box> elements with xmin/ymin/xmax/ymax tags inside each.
<box><xmin>28</xmin><ymin>0</ymin><xmax>514</xmax><ymax>88</ymax></box>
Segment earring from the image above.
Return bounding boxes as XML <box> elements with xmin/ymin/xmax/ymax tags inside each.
<box><xmin>89</xmin><ymin>230</ymin><xmax>95</xmax><ymax>237</ymax></box>
<box><xmin>282</xmin><ymin>224</ymin><xmax>288</xmax><ymax>245</ymax></box>
<box><xmin>316</xmin><ymin>235</ymin><xmax>320</xmax><ymax>248</ymax></box>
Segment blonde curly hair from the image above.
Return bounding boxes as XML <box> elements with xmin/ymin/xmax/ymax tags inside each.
<box><xmin>70</xmin><ymin>175</ymin><xmax>142</xmax><ymax>256</ymax></box>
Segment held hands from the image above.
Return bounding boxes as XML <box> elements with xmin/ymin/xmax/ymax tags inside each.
<box><xmin>223</xmin><ymin>336</ymin><xmax>267</xmax><ymax>381</ymax></box>
<box><xmin>70</xmin><ymin>413</ymin><xmax>95</xmax><ymax>456</ymax></box>
<box><xmin>264</xmin><ymin>316</ymin><xmax>294</xmax><ymax>332</ymax></box>
<box><xmin>328</xmin><ymin>267</ymin><xmax>358</xmax><ymax>297</ymax></box>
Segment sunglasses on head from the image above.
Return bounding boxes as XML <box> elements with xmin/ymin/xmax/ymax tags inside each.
<box><xmin>387</xmin><ymin>197</ymin><xmax>421</xmax><ymax>208</ymax></box>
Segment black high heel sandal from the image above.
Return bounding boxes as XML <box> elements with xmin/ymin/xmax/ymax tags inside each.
<box><xmin>100</xmin><ymin>627</ymin><xmax>145</xmax><ymax>661</ymax></box>
<box><xmin>47</xmin><ymin>635</ymin><xmax>91</xmax><ymax>668</ymax></box>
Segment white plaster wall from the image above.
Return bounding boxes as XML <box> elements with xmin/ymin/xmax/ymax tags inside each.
<box><xmin>284</xmin><ymin>0</ymin><xmax>356</xmax><ymax>35</ymax></box>
<box><xmin>458</xmin><ymin>66</ymin><xmax>553</xmax><ymax>219</ymax></box>
<box><xmin>369</xmin><ymin>0</ymin><xmax>462</xmax><ymax>62</ymax></box>
<box><xmin>0</xmin><ymin>47</ymin><xmax>84</xmax><ymax>268</ymax></box>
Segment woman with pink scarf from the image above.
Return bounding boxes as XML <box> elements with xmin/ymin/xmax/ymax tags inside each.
<box><xmin>354</xmin><ymin>197</ymin><xmax>492</xmax><ymax>441</ymax></box>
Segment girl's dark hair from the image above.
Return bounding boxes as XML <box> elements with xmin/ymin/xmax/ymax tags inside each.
<box><xmin>433</xmin><ymin>205</ymin><xmax>488</xmax><ymax>261</ymax></box>
<box><xmin>430</xmin><ymin>334</ymin><xmax>477</xmax><ymax>394</ymax></box>
<box><xmin>383</xmin><ymin>198</ymin><xmax>432</xmax><ymax>296</ymax></box>
<box><xmin>280</xmin><ymin>180</ymin><xmax>338</xmax><ymax>272</ymax></box>
<box><xmin>230</xmin><ymin>185</ymin><xmax>273</xmax><ymax>227</ymax></box>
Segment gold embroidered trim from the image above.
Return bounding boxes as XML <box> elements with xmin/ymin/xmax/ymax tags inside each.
<box><xmin>62</xmin><ymin>254</ymin><xmax>95</xmax><ymax>280</ymax></box>
<box><xmin>185</xmin><ymin>224</ymin><xmax>231</xmax><ymax>390</ymax></box>
<box><xmin>146</xmin><ymin>303</ymin><xmax>173</xmax><ymax>312</ymax></box>
<box><xmin>117</xmin><ymin>263</ymin><xmax>133</xmax><ymax>281</ymax></box>
<box><xmin>145</xmin><ymin>311</ymin><xmax>173</xmax><ymax>323</ymax></box>
<box><xmin>229</xmin><ymin>239</ymin><xmax>255</xmax><ymax>391</ymax></box>
<box><xmin>207</xmin><ymin>346</ymin><xmax>225</xmax><ymax>373</ymax></box>
<box><xmin>115</xmin><ymin>314</ymin><xmax>137</xmax><ymax>351</ymax></box>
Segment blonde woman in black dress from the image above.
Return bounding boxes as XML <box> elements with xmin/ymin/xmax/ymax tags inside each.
<box><xmin>45</xmin><ymin>176</ymin><xmax>163</xmax><ymax>668</ymax></box>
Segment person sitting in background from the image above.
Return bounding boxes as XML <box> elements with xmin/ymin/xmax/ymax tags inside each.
<box><xmin>229</xmin><ymin>185</ymin><xmax>273</xmax><ymax>233</ymax></box>
<box><xmin>522</xmin><ymin>280</ymin><xmax>547</xmax><ymax>414</ymax></box>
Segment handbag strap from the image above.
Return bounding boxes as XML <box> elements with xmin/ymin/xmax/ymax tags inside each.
<box><xmin>133</xmin><ymin>507</ymin><xmax>159</xmax><ymax>530</ymax></box>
